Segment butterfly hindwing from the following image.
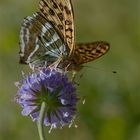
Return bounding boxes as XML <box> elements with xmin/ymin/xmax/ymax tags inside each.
<box><xmin>74</xmin><ymin>41</ymin><xmax>110</xmax><ymax>65</ymax></box>
<box><xmin>39</xmin><ymin>0</ymin><xmax>75</xmax><ymax>56</ymax></box>
<box><xmin>19</xmin><ymin>12</ymin><xmax>67</xmax><ymax>68</ymax></box>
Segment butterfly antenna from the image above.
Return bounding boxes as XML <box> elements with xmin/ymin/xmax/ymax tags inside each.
<box><xmin>83</xmin><ymin>65</ymin><xmax>117</xmax><ymax>74</ymax></box>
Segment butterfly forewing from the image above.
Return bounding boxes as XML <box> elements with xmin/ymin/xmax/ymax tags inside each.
<box><xmin>19</xmin><ymin>12</ymin><xmax>67</xmax><ymax>68</ymax></box>
<box><xmin>39</xmin><ymin>0</ymin><xmax>75</xmax><ymax>56</ymax></box>
<box><xmin>74</xmin><ymin>41</ymin><xmax>110</xmax><ymax>65</ymax></box>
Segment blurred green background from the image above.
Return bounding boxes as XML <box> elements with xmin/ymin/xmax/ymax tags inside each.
<box><xmin>0</xmin><ymin>0</ymin><xmax>140</xmax><ymax>140</ymax></box>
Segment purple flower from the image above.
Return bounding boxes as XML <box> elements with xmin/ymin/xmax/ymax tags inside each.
<box><xmin>15</xmin><ymin>68</ymin><xmax>78</xmax><ymax>128</ymax></box>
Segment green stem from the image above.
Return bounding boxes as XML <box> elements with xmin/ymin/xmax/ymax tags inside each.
<box><xmin>37</xmin><ymin>102</ymin><xmax>46</xmax><ymax>140</ymax></box>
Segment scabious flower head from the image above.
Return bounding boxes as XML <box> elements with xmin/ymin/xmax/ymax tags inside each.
<box><xmin>15</xmin><ymin>68</ymin><xmax>78</xmax><ymax>128</ymax></box>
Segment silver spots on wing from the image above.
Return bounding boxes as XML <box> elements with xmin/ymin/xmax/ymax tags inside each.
<box><xmin>44</xmin><ymin>33</ymin><xmax>60</xmax><ymax>47</ymax></box>
<box><xmin>27</xmin><ymin>38</ymin><xmax>39</xmax><ymax>63</ymax></box>
<box><xmin>19</xmin><ymin>12</ymin><xmax>67</xmax><ymax>67</ymax></box>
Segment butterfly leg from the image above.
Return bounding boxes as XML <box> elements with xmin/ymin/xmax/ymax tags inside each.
<box><xmin>49</xmin><ymin>56</ymin><xmax>63</xmax><ymax>70</ymax></box>
<box><xmin>71</xmin><ymin>71</ymin><xmax>77</xmax><ymax>81</ymax></box>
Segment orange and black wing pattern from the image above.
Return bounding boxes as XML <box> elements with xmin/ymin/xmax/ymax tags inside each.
<box><xmin>39</xmin><ymin>0</ymin><xmax>75</xmax><ymax>56</ymax></box>
<box><xmin>74</xmin><ymin>41</ymin><xmax>110</xmax><ymax>65</ymax></box>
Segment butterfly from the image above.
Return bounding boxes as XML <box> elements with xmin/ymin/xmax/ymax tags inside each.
<box><xmin>19</xmin><ymin>0</ymin><xmax>110</xmax><ymax>72</ymax></box>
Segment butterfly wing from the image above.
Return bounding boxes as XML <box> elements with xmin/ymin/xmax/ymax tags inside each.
<box><xmin>73</xmin><ymin>41</ymin><xmax>110</xmax><ymax>65</ymax></box>
<box><xmin>19</xmin><ymin>12</ymin><xmax>67</xmax><ymax>68</ymax></box>
<box><xmin>39</xmin><ymin>0</ymin><xmax>75</xmax><ymax>56</ymax></box>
